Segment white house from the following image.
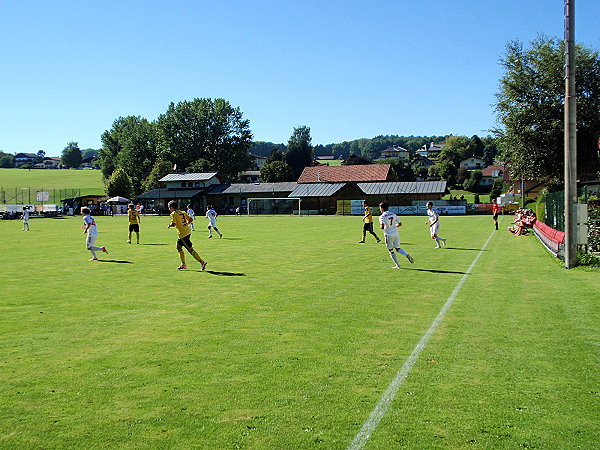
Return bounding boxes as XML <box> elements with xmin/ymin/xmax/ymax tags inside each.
<box><xmin>417</xmin><ymin>142</ymin><xmax>444</xmax><ymax>158</ymax></box>
<box><xmin>34</xmin><ymin>157</ymin><xmax>61</xmax><ymax>169</ymax></box>
<box><xmin>481</xmin><ymin>165</ymin><xmax>504</xmax><ymax>186</ymax></box>
<box><xmin>378</xmin><ymin>146</ymin><xmax>411</xmax><ymax>161</ymax></box>
<box><xmin>459</xmin><ymin>156</ymin><xmax>485</xmax><ymax>170</ymax></box>
<box><xmin>14</xmin><ymin>153</ymin><xmax>38</xmax><ymax>167</ymax></box>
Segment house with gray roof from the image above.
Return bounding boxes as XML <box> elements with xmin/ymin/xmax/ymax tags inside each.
<box><xmin>291</xmin><ymin>164</ymin><xmax>447</xmax><ymax>214</ymax></box>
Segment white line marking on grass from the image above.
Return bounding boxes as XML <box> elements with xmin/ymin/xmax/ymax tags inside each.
<box><xmin>348</xmin><ymin>230</ymin><xmax>495</xmax><ymax>450</ymax></box>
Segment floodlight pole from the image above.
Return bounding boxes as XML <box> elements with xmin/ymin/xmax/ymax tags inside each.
<box><xmin>564</xmin><ymin>0</ymin><xmax>578</xmax><ymax>268</ymax></box>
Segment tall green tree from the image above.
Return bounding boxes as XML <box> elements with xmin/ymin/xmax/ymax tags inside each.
<box><xmin>61</xmin><ymin>142</ymin><xmax>82</xmax><ymax>168</ymax></box>
<box><xmin>380</xmin><ymin>159</ymin><xmax>415</xmax><ymax>181</ymax></box>
<box><xmin>143</xmin><ymin>159</ymin><xmax>174</xmax><ymax>192</ymax></box>
<box><xmin>285</xmin><ymin>126</ymin><xmax>314</xmax><ymax>179</ymax></box>
<box><xmin>266</xmin><ymin>148</ymin><xmax>285</xmax><ymax>164</ymax></box>
<box><xmin>99</xmin><ymin>116</ymin><xmax>158</xmax><ymax>195</ymax></box>
<box><xmin>483</xmin><ymin>143</ymin><xmax>498</xmax><ymax>166</ymax></box>
<box><xmin>105</xmin><ymin>167</ymin><xmax>133</xmax><ymax>199</ymax></box>
<box><xmin>157</xmin><ymin>98</ymin><xmax>253</xmax><ymax>181</ymax></box>
<box><xmin>260</xmin><ymin>160</ymin><xmax>294</xmax><ymax>182</ymax></box>
<box><xmin>494</xmin><ymin>37</ymin><xmax>600</xmax><ymax>180</ymax></box>
<box><xmin>0</xmin><ymin>151</ymin><xmax>15</xmax><ymax>168</ymax></box>
<box><xmin>467</xmin><ymin>135</ymin><xmax>485</xmax><ymax>157</ymax></box>
<box><xmin>185</xmin><ymin>158</ymin><xmax>214</xmax><ymax>173</ymax></box>
<box><xmin>432</xmin><ymin>160</ymin><xmax>458</xmax><ymax>185</ymax></box>
<box><xmin>342</xmin><ymin>154</ymin><xmax>372</xmax><ymax>165</ymax></box>
<box><xmin>463</xmin><ymin>170</ymin><xmax>482</xmax><ymax>191</ymax></box>
<box><xmin>490</xmin><ymin>178</ymin><xmax>504</xmax><ymax>201</ymax></box>
<box><xmin>439</xmin><ymin>136</ymin><xmax>470</xmax><ymax>165</ymax></box>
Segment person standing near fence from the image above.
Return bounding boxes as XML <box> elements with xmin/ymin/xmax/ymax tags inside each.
<box><xmin>21</xmin><ymin>207</ymin><xmax>30</xmax><ymax>231</ymax></box>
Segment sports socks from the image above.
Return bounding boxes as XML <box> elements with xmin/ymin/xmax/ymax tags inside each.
<box><xmin>390</xmin><ymin>251</ymin><xmax>400</xmax><ymax>267</ymax></box>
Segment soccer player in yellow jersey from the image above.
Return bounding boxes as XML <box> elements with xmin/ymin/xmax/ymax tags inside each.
<box><xmin>359</xmin><ymin>201</ymin><xmax>381</xmax><ymax>244</ymax></box>
<box><xmin>127</xmin><ymin>203</ymin><xmax>141</xmax><ymax>244</ymax></box>
<box><xmin>167</xmin><ymin>200</ymin><xmax>207</xmax><ymax>270</ymax></box>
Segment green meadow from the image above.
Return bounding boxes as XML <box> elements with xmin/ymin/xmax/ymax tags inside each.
<box><xmin>0</xmin><ymin>168</ymin><xmax>104</xmax><ymax>203</ymax></box>
<box><xmin>0</xmin><ymin>214</ymin><xmax>598</xmax><ymax>448</ymax></box>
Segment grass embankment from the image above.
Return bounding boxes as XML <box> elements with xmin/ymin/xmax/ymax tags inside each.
<box><xmin>0</xmin><ymin>168</ymin><xmax>104</xmax><ymax>203</ymax></box>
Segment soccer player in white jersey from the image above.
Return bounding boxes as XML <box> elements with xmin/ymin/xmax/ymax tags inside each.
<box><xmin>206</xmin><ymin>205</ymin><xmax>222</xmax><ymax>239</ymax></box>
<box><xmin>425</xmin><ymin>201</ymin><xmax>446</xmax><ymax>248</ymax></box>
<box><xmin>186</xmin><ymin>204</ymin><xmax>195</xmax><ymax>231</ymax></box>
<box><xmin>378</xmin><ymin>202</ymin><xmax>414</xmax><ymax>269</ymax></box>
<box><xmin>81</xmin><ymin>207</ymin><xmax>108</xmax><ymax>261</ymax></box>
<box><xmin>21</xmin><ymin>207</ymin><xmax>30</xmax><ymax>231</ymax></box>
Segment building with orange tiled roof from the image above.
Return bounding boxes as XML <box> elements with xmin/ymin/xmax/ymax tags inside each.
<box><xmin>297</xmin><ymin>164</ymin><xmax>396</xmax><ymax>183</ymax></box>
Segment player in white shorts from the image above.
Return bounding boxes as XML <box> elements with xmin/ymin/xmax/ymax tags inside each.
<box><xmin>186</xmin><ymin>204</ymin><xmax>195</xmax><ymax>231</ymax></box>
<box><xmin>206</xmin><ymin>205</ymin><xmax>222</xmax><ymax>238</ymax></box>
<box><xmin>426</xmin><ymin>201</ymin><xmax>446</xmax><ymax>248</ymax></box>
<box><xmin>21</xmin><ymin>207</ymin><xmax>30</xmax><ymax>231</ymax></box>
<box><xmin>378</xmin><ymin>202</ymin><xmax>414</xmax><ymax>269</ymax></box>
<box><xmin>81</xmin><ymin>207</ymin><xmax>109</xmax><ymax>261</ymax></box>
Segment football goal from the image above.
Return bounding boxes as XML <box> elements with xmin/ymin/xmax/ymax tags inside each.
<box><xmin>247</xmin><ymin>198</ymin><xmax>302</xmax><ymax>215</ymax></box>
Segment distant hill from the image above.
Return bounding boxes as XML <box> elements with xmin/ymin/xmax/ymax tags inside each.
<box><xmin>252</xmin><ymin>135</ymin><xmax>449</xmax><ymax>160</ymax></box>
<box><xmin>250</xmin><ymin>141</ymin><xmax>287</xmax><ymax>157</ymax></box>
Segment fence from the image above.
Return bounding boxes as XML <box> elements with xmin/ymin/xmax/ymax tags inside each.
<box><xmin>0</xmin><ymin>187</ymin><xmax>81</xmax><ymax>206</ymax></box>
<box><xmin>542</xmin><ymin>186</ymin><xmax>588</xmax><ymax>232</ymax></box>
<box><xmin>537</xmin><ymin>186</ymin><xmax>599</xmax><ymax>255</ymax></box>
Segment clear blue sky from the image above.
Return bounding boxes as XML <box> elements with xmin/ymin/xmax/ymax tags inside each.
<box><xmin>1</xmin><ymin>0</ymin><xmax>598</xmax><ymax>157</ymax></box>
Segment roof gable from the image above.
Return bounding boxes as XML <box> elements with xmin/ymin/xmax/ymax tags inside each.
<box><xmin>297</xmin><ymin>164</ymin><xmax>393</xmax><ymax>183</ymax></box>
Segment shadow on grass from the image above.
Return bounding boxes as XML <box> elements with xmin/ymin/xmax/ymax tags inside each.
<box><xmin>97</xmin><ymin>259</ymin><xmax>133</xmax><ymax>264</ymax></box>
<box><xmin>203</xmin><ymin>237</ymin><xmax>241</xmax><ymax>241</ymax></box>
<box><xmin>443</xmin><ymin>247</ymin><xmax>488</xmax><ymax>251</ymax></box>
<box><xmin>204</xmin><ymin>270</ymin><xmax>246</xmax><ymax>276</ymax></box>
<box><xmin>406</xmin><ymin>267</ymin><xmax>467</xmax><ymax>275</ymax></box>
<box><xmin>139</xmin><ymin>243</ymin><xmax>168</xmax><ymax>246</ymax></box>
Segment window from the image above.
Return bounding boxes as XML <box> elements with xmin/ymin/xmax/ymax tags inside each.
<box><xmin>181</xmin><ymin>182</ymin><xmax>186</xmax><ymax>188</ymax></box>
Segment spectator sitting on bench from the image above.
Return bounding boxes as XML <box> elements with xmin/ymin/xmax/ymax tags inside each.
<box><xmin>508</xmin><ymin>209</ymin><xmax>536</xmax><ymax>235</ymax></box>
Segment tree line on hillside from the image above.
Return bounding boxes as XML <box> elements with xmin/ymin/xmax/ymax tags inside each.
<box><xmin>3</xmin><ymin>37</ymin><xmax>597</xmax><ymax>200</ymax></box>
<box><xmin>252</xmin><ymin>136</ymin><xmax>449</xmax><ymax>160</ymax></box>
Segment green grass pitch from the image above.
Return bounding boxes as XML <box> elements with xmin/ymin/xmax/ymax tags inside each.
<box><xmin>0</xmin><ymin>214</ymin><xmax>598</xmax><ymax>448</ymax></box>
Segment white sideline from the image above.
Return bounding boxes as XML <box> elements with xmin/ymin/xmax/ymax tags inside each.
<box><xmin>347</xmin><ymin>230</ymin><xmax>495</xmax><ymax>450</ymax></box>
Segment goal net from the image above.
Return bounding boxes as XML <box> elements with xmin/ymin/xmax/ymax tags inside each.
<box><xmin>247</xmin><ymin>198</ymin><xmax>302</xmax><ymax>215</ymax></box>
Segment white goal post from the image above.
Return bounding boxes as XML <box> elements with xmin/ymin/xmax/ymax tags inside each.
<box><xmin>247</xmin><ymin>198</ymin><xmax>302</xmax><ymax>216</ymax></box>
